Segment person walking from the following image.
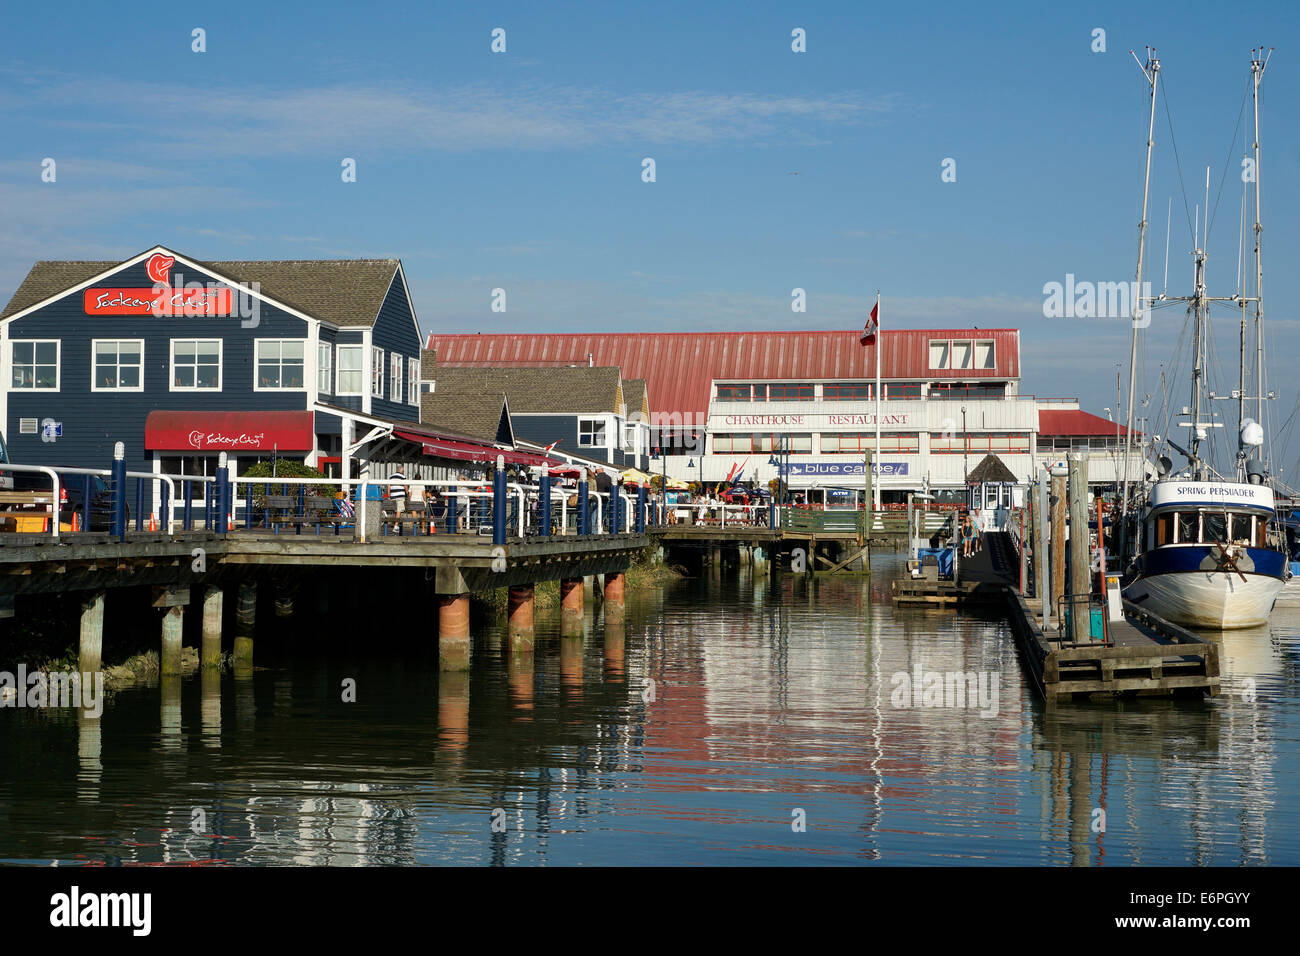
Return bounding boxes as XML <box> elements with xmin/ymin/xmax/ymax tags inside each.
<box><xmin>388</xmin><ymin>467</ymin><xmax>407</xmax><ymax>515</ymax></box>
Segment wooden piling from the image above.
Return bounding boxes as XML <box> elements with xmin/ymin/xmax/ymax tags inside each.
<box><xmin>438</xmin><ymin>593</ymin><xmax>471</xmax><ymax>671</ymax></box>
<box><xmin>508</xmin><ymin>584</ymin><xmax>535</xmax><ymax>650</ymax></box>
<box><xmin>78</xmin><ymin>591</ymin><xmax>105</xmax><ymax>674</ymax></box>
<box><xmin>234</xmin><ymin>580</ymin><xmax>256</xmax><ymax>669</ymax></box>
<box><xmin>1050</xmin><ymin>471</ymin><xmax>1067</xmax><ymax>626</ymax></box>
<box><xmin>1067</xmin><ymin>453</ymin><xmax>1091</xmax><ymax>645</ymax></box>
<box><xmin>160</xmin><ymin>605</ymin><xmax>184</xmax><ymax>677</ymax></box>
<box><xmin>561</xmin><ymin>577</ymin><xmax>584</xmax><ymax>637</ymax></box>
<box><xmin>202</xmin><ymin>586</ymin><xmax>223</xmax><ymax>669</ymax></box>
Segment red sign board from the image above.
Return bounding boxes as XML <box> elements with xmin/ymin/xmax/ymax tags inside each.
<box><xmin>144</xmin><ymin>411</ymin><xmax>314</xmax><ymax>451</ymax></box>
<box><xmin>83</xmin><ymin>286</ymin><xmax>233</xmax><ymax>316</ymax></box>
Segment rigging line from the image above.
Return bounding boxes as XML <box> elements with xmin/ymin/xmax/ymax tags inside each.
<box><xmin>1205</xmin><ymin>77</ymin><xmax>1251</xmax><ymax>241</ymax></box>
<box><xmin>1160</xmin><ymin>76</ymin><xmax>1197</xmax><ymax>248</ymax></box>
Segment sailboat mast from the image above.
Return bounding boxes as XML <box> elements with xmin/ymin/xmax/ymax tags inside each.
<box><xmin>1122</xmin><ymin>48</ymin><xmax>1160</xmax><ymax>540</ymax></box>
<box><xmin>1250</xmin><ymin>48</ymin><xmax>1269</xmax><ymax>462</ymax></box>
<box><xmin>1189</xmin><ymin>200</ymin><xmax>1207</xmax><ymax>480</ymax></box>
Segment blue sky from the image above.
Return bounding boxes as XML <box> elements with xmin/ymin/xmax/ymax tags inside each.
<box><xmin>3</xmin><ymin>0</ymin><xmax>1300</xmax><ymax>473</ymax></box>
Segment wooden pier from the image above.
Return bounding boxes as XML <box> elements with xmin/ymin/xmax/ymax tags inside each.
<box><xmin>1005</xmin><ymin>590</ymin><xmax>1220</xmax><ymax>701</ymax></box>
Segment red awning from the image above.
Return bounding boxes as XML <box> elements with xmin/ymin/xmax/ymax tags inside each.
<box><xmin>503</xmin><ymin>449</ymin><xmax>562</xmax><ymax>467</ymax></box>
<box><xmin>145</xmin><ymin>411</ymin><xmax>314</xmax><ymax>451</ymax></box>
<box><xmin>392</xmin><ymin>428</ymin><xmax>504</xmax><ymax>463</ymax></box>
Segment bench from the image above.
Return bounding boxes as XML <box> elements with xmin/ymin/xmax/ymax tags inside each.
<box><xmin>380</xmin><ymin>499</ymin><xmax>429</xmax><ymax>536</ymax></box>
<box><xmin>263</xmin><ymin>494</ymin><xmax>349</xmax><ymax>534</ymax></box>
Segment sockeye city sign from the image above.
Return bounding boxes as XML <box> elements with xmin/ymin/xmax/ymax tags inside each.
<box><xmin>83</xmin><ymin>254</ymin><xmax>234</xmax><ymax>316</ymax></box>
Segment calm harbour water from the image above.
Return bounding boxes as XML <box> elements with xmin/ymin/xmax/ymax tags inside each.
<box><xmin>1</xmin><ymin>553</ymin><xmax>1297</xmax><ymax>866</ymax></box>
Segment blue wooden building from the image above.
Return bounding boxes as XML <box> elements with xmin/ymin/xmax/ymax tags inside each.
<box><xmin>0</xmin><ymin>245</ymin><xmax>435</xmax><ymax>494</ymax></box>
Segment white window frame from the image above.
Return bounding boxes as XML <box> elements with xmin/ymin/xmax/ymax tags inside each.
<box><xmin>169</xmin><ymin>338</ymin><xmax>223</xmax><ymax>392</ymax></box>
<box><xmin>371</xmin><ymin>347</ymin><xmax>385</xmax><ymax>398</ymax></box>
<box><xmin>90</xmin><ymin>338</ymin><xmax>144</xmax><ymax>392</ymax></box>
<box><xmin>253</xmin><ymin>338</ymin><xmax>307</xmax><ymax>391</ymax></box>
<box><xmin>974</xmin><ymin>339</ymin><xmax>996</xmax><ymax>369</ymax></box>
<box><xmin>10</xmin><ymin>339</ymin><xmax>61</xmax><ymax>391</ymax></box>
<box><xmin>928</xmin><ymin>340</ymin><xmax>950</xmax><ymax>370</ymax></box>
<box><xmin>336</xmin><ymin>344</ymin><xmax>364</xmax><ymax>396</ymax></box>
<box><xmin>408</xmin><ymin>357</ymin><xmax>419</xmax><ymax>405</ymax></box>
<box><xmin>390</xmin><ymin>353</ymin><xmax>403</xmax><ymax>402</ymax></box>
<box><xmin>317</xmin><ymin>342</ymin><xmax>333</xmax><ymax>394</ymax></box>
<box><xmin>578</xmin><ymin>417</ymin><xmax>607</xmax><ymax>448</ymax></box>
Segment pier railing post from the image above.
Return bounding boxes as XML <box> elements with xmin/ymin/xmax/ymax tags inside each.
<box><xmin>110</xmin><ymin>442</ymin><xmax>127</xmax><ymax>541</ymax></box>
<box><xmin>637</xmin><ymin>486</ymin><xmax>646</xmax><ymax>534</ymax></box>
<box><xmin>493</xmin><ymin>455</ymin><xmax>507</xmax><ymax>546</ymax></box>
<box><xmin>539</xmin><ymin>473</ymin><xmax>551</xmax><ymax>537</ymax></box>
<box><xmin>578</xmin><ymin>475</ymin><xmax>589</xmax><ymax>536</ymax></box>
<box><xmin>610</xmin><ymin>483</ymin><xmax>620</xmax><ymax>535</ymax></box>
<box><xmin>215</xmin><ymin>453</ymin><xmax>230</xmax><ymax>534</ymax></box>
<box><xmin>1067</xmin><ymin>452</ymin><xmax>1090</xmax><ymax>644</ymax></box>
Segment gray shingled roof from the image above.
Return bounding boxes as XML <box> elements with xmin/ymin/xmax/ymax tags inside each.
<box><xmin>419</xmin><ymin>391</ymin><xmax>511</xmax><ymax>444</ymax></box>
<box><xmin>1</xmin><ymin>255</ymin><xmax>401</xmax><ymax>327</ymax></box>
<box><xmin>623</xmin><ymin>379</ymin><xmax>649</xmax><ymax>419</ymax></box>
<box><xmin>967</xmin><ymin>453</ymin><xmax>1020</xmax><ymax>484</ymax></box>
<box><xmin>426</xmin><ymin>366</ymin><xmax>624</xmax><ymax>415</ymax></box>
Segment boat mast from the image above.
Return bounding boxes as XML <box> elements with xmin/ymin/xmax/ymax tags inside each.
<box><xmin>1189</xmin><ymin>189</ymin><xmax>1208</xmax><ymax>481</ymax></box>
<box><xmin>1122</xmin><ymin>48</ymin><xmax>1160</xmax><ymax>547</ymax></box>
<box><xmin>1250</xmin><ymin>47</ymin><xmax>1270</xmax><ymax>466</ymax></box>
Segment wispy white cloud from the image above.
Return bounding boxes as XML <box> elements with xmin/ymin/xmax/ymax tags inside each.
<box><xmin>8</xmin><ymin>74</ymin><xmax>901</xmax><ymax>156</ymax></box>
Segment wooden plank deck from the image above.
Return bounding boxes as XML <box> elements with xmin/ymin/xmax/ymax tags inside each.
<box><xmin>1004</xmin><ymin>590</ymin><xmax>1219</xmax><ymax>701</ymax></box>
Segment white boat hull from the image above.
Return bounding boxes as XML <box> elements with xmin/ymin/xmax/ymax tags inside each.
<box><xmin>1123</xmin><ymin>571</ymin><xmax>1282</xmax><ymax>629</ymax></box>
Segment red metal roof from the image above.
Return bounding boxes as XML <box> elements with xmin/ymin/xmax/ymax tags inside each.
<box><xmin>425</xmin><ymin>330</ymin><xmax>1020</xmax><ymax>421</ymax></box>
<box><xmin>1038</xmin><ymin>409</ymin><xmax>1138</xmax><ymax>437</ymax></box>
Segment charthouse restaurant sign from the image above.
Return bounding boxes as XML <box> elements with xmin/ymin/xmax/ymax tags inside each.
<box><xmin>83</xmin><ymin>254</ymin><xmax>233</xmax><ymax>316</ymax></box>
<box><xmin>721</xmin><ymin>413</ymin><xmax>912</xmax><ymax>427</ymax></box>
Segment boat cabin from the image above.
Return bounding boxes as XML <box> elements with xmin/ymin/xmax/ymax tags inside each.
<box><xmin>1142</xmin><ymin>481</ymin><xmax>1276</xmax><ymax>552</ymax></box>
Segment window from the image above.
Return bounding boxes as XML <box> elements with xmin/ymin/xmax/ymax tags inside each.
<box><xmin>318</xmin><ymin>343</ymin><xmax>333</xmax><ymax>394</ymax></box>
<box><xmin>408</xmin><ymin>358</ymin><xmax>419</xmax><ymax>405</ymax></box>
<box><xmin>767</xmin><ymin>383</ymin><xmax>814</xmax><ymax>401</ymax></box>
<box><xmin>715</xmin><ymin>433</ymin><xmax>812</xmax><ymax>453</ymax></box>
<box><xmin>1176</xmin><ymin>512</ymin><xmax>1198</xmax><ymax>543</ymax></box>
<box><xmin>822</xmin><ymin>432</ymin><xmax>919</xmax><ymax>453</ymax></box>
<box><xmin>623</xmin><ymin>423</ymin><xmax>638</xmax><ymax>453</ymax></box>
<box><xmin>823</xmin><ymin>383</ymin><xmax>873</xmax><ymax>401</ymax></box>
<box><xmin>928</xmin><ymin>341</ymin><xmax>950</xmax><ymax>369</ymax></box>
<box><xmin>930</xmin><ymin>432</ymin><xmax>1029</xmax><ymax>454</ymax></box>
<box><xmin>716</xmin><ymin>384</ymin><xmax>751</xmax><ymax>402</ymax></box>
<box><xmin>886</xmin><ymin>382</ymin><xmax>922</xmax><ymax>400</ymax></box>
<box><xmin>390</xmin><ymin>353</ymin><xmax>403</xmax><ymax>402</ymax></box>
<box><xmin>1154</xmin><ymin>513</ymin><xmax>1174</xmax><ymax>547</ymax></box>
<box><xmin>974</xmin><ymin>340</ymin><xmax>996</xmax><ymax>369</ymax></box>
<box><xmin>929</xmin><ymin>382</ymin><xmax>1006</xmax><ymax>400</ymax></box>
<box><xmin>91</xmin><ymin>339</ymin><xmax>143</xmax><ymax>391</ymax></box>
<box><xmin>752</xmin><ymin>384</ymin><xmax>767</xmax><ymax>401</ymax></box>
<box><xmin>579</xmin><ymin>418</ymin><xmax>607</xmax><ymax>447</ymax></box>
<box><xmin>371</xmin><ymin>347</ymin><xmax>385</xmax><ymax>398</ymax></box>
<box><xmin>336</xmin><ymin>345</ymin><xmax>363</xmax><ymax>395</ymax></box>
<box><xmin>11</xmin><ymin>340</ymin><xmax>59</xmax><ymax>390</ymax></box>
<box><xmin>1202</xmin><ymin>513</ymin><xmax>1227</xmax><ymax>544</ymax></box>
<box><xmin>171</xmin><ymin>339</ymin><xmax>221</xmax><ymax>390</ymax></box>
<box><xmin>951</xmin><ymin>340</ymin><xmax>972</xmax><ymax>369</ymax></box>
<box><xmin>255</xmin><ymin>340</ymin><xmax>305</xmax><ymax>389</ymax></box>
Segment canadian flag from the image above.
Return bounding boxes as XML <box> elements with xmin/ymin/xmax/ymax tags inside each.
<box><xmin>860</xmin><ymin>299</ymin><xmax>879</xmax><ymax>345</ymax></box>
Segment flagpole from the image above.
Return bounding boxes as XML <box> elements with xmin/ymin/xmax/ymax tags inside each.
<box><xmin>874</xmin><ymin>290</ymin><xmax>882</xmax><ymax>512</ymax></box>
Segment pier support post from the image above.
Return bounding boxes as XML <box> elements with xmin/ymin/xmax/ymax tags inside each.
<box><xmin>604</xmin><ymin>572</ymin><xmax>626</xmax><ymax>610</ymax></box>
<box><xmin>1050</xmin><ymin>470</ymin><xmax>1067</xmax><ymax>628</ymax></box>
<box><xmin>202</xmin><ymin>586</ymin><xmax>223</xmax><ymax>669</ymax></box>
<box><xmin>160</xmin><ymin>606</ymin><xmax>184</xmax><ymax>677</ymax></box>
<box><xmin>234</xmin><ymin>580</ymin><xmax>256</xmax><ymax>669</ymax></box>
<box><xmin>438</xmin><ymin>593</ymin><xmax>472</xmax><ymax>671</ymax></box>
<box><xmin>560</xmin><ymin>577</ymin><xmax>584</xmax><ymax>637</ymax></box>
<box><xmin>508</xmin><ymin>585</ymin><xmax>536</xmax><ymax>651</ymax></box>
<box><xmin>1067</xmin><ymin>453</ymin><xmax>1090</xmax><ymax>645</ymax></box>
<box><xmin>78</xmin><ymin>591</ymin><xmax>105</xmax><ymax>674</ymax></box>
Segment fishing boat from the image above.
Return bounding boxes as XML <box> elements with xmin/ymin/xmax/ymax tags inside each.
<box><xmin>1118</xmin><ymin>48</ymin><xmax>1287</xmax><ymax>629</ymax></box>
